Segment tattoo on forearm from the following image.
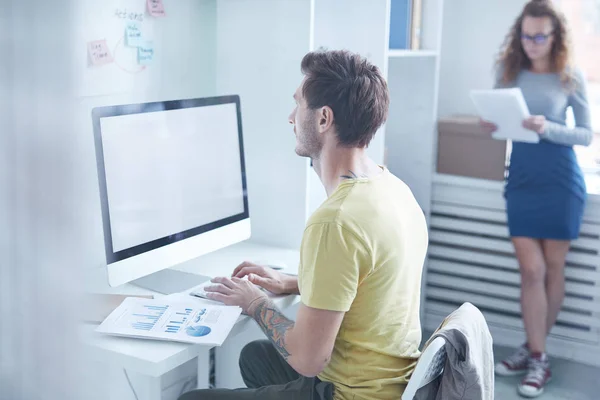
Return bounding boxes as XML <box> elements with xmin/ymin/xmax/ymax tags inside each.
<box><xmin>251</xmin><ymin>299</ymin><xmax>295</xmax><ymax>360</ymax></box>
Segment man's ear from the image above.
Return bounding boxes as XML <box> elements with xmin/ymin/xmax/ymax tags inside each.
<box><xmin>318</xmin><ymin>106</ymin><xmax>334</xmax><ymax>133</ymax></box>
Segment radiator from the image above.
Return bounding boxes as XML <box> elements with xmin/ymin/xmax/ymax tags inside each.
<box><xmin>424</xmin><ymin>174</ymin><xmax>600</xmax><ymax>367</ymax></box>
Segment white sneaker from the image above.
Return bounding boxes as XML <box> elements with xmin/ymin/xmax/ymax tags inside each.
<box><xmin>518</xmin><ymin>353</ymin><xmax>552</xmax><ymax>398</ymax></box>
<box><xmin>495</xmin><ymin>344</ymin><xmax>530</xmax><ymax>376</ymax></box>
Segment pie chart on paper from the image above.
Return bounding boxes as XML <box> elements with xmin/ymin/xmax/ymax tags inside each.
<box><xmin>186</xmin><ymin>325</ymin><xmax>211</xmax><ymax>337</ymax></box>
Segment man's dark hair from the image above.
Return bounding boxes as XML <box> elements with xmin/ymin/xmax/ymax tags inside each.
<box><xmin>300</xmin><ymin>49</ymin><xmax>389</xmax><ymax>148</ymax></box>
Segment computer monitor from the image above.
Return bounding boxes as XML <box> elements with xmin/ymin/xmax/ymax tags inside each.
<box><xmin>92</xmin><ymin>95</ymin><xmax>250</xmax><ymax>288</ymax></box>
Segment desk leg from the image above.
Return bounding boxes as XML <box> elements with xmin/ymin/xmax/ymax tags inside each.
<box><xmin>196</xmin><ymin>347</ymin><xmax>211</xmax><ymax>389</ymax></box>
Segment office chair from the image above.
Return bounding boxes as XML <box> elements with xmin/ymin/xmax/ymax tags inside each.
<box><xmin>401</xmin><ymin>336</ymin><xmax>447</xmax><ymax>400</ymax></box>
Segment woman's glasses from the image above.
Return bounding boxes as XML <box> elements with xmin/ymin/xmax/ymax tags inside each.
<box><xmin>521</xmin><ymin>33</ymin><xmax>553</xmax><ymax>45</ymax></box>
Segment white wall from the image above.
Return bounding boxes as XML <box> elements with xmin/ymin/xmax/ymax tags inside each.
<box><xmin>437</xmin><ymin>0</ymin><xmax>527</xmax><ymax>117</ymax></box>
<box><xmin>384</xmin><ymin>0</ymin><xmax>446</xmax><ymax>219</ymax></box>
<box><xmin>215</xmin><ymin>0</ymin><xmax>312</xmax><ymax>249</ymax></box>
<box><xmin>386</xmin><ymin>55</ymin><xmax>438</xmax><ymax>215</ymax></box>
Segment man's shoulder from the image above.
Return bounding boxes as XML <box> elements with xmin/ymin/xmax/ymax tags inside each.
<box><xmin>303</xmin><ymin>193</ymin><xmax>365</xmax><ymax>250</ymax></box>
<box><xmin>306</xmin><ymin>181</ymin><xmax>355</xmax><ymax>224</ymax></box>
<box><xmin>304</xmin><ymin>209</ymin><xmax>356</xmax><ymax>239</ymax></box>
<box><xmin>308</xmin><ymin>172</ymin><xmax>413</xmax><ymax>222</ymax></box>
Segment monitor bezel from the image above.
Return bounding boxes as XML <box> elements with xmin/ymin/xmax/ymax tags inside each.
<box><xmin>92</xmin><ymin>95</ymin><xmax>249</xmax><ymax>265</ymax></box>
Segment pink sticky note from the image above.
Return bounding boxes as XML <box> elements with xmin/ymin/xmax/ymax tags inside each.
<box><xmin>87</xmin><ymin>40</ymin><xmax>113</xmax><ymax>66</ymax></box>
<box><xmin>147</xmin><ymin>0</ymin><xmax>166</xmax><ymax>17</ymax></box>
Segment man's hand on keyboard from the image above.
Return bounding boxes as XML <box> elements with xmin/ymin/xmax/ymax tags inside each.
<box><xmin>203</xmin><ymin>276</ymin><xmax>267</xmax><ymax>314</ymax></box>
<box><xmin>232</xmin><ymin>262</ymin><xmax>298</xmax><ymax>295</ymax></box>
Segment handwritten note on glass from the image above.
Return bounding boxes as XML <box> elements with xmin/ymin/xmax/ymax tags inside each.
<box><xmin>115</xmin><ymin>8</ymin><xmax>144</xmax><ymax>22</ymax></box>
<box><xmin>125</xmin><ymin>22</ymin><xmax>143</xmax><ymax>47</ymax></box>
<box><xmin>88</xmin><ymin>40</ymin><xmax>114</xmax><ymax>66</ymax></box>
<box><xmin>147</xmin><ymin>0</ymin><xmax>166</xmax><ymax>17</ymax></box>
<box><xmin>138</xmin><ymin>42</ymin><xmax>154</xmax><ymax>65</ymax></box>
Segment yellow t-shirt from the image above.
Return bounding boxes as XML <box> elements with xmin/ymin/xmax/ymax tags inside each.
<box><xmin>298</xmin><ymin>168</ymin><xmax>428</xmax><ymax>400</ymax></box>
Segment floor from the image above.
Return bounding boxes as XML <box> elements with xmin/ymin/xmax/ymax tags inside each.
<box><xmin>493</xmin><ymin>345</ymin><xmax>600</xmax><ymax>400</ymax></box>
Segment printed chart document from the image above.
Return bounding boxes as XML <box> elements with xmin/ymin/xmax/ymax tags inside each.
<box><xmin>96</xmin><ymin>297</ymin><xmax>242</xmax><ymax>345</ymax></box>
<box><xmin>470</xmin><ymin>88</ymin><xmax>539</xmax><ymax>143</ymax></box>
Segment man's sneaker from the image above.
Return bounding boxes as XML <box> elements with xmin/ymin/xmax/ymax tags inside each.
<box><xmin>518</xmin><ymin>353</ymin><xmax>552</xmax><ymax>398</ymax></box>
<box><xmin>495</xmin><ymin>344</ymin><xmax>530</xmax><ymax>376</ymax></box>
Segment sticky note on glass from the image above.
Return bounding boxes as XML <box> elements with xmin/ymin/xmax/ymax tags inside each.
<box><xmin>87</xmin><ymin>39</ymin><xmax>113</xmax><ymax>66</ymax></box>
<box><xmin>125</xmin><ymin>22</ymin><xmax>143</xmax><ymax>47</ymax></box>
<box><xmin>147</xmin><ymin>0</ymin><xmax>166</xmax><ymax>17</ymax></box>
<box><xmin>138</xmin><ymin>42</ymin><xmax>154</xmax><ymax>65</ymax></box>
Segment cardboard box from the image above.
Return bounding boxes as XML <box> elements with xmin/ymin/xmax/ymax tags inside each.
<box><xmin>437</xmin><ymin>115</ymin><xmax>507</xmax><ymax>181</ymax></box>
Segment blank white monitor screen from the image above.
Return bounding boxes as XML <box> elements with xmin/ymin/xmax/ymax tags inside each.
<box><xmin>92</xmin><ymin>96</ymin><xmax>249</xmax><ymax>264</ymax></box>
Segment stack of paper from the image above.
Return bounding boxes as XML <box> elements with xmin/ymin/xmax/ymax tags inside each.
<box><xmin>96</xmin><ymin>297</ymin><xmax>242</xmax><ymax>345</ymax></box>
<box><xmin>470</xmin><ymin>88</ymin><xmax>539</xmax><ymax>143</ymax></box>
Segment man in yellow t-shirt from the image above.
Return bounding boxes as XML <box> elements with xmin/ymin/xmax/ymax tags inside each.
<box><xmin>179</xmin><ymin>50</ymin><xmax>428</xmax><ymax>400</ymax></box>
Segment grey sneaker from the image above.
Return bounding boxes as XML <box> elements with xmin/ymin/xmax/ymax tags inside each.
<box><xmin>495</xmin><ymin>344</ymin><xmax>530</xmax><ymax>376</ymax></box>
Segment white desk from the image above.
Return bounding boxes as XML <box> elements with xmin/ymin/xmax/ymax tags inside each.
<box><xmin>81</xmin><ymin>241</ymin><xmax>301</xmax><ymax>400</ymax></box>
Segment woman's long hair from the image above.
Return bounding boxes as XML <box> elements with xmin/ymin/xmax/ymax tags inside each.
<box><xmin>497</xmin><ymin>0</ymin><xmax>574</xmax><ymax>87</ymax></box>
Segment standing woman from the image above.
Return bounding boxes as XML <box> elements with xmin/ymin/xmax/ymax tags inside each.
<box><xmin>480</xmin><ymin>0</ymin><xmax>593</xmax><ymax>397</ymax></box>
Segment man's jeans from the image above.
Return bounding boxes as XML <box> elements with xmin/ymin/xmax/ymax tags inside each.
<box><xmin>178</xmin><ymin>340</ymin><xmax>334</xmax><ymax>400</ymax></box>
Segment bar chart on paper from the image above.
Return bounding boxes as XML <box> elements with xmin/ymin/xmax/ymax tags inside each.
<box><xmin>131</xmin><ymin>304</ymin><xmax>168</xmax><ymax>331</ymax></box>
<box><xmin>164</xmin><ymin>307</ymin><xmax>193</xmax><ymax>334</ymax></box>
<box><xmin>96</xmin><ymin>297</ymin><xmax>242</xmax><ymax>344</ymax></box>
<box><xmin>128</xmin><ymin>303</ymin><xmax>194</xmax><ymax>334</ymax></box>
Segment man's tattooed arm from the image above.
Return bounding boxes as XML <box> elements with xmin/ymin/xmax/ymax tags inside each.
<box><xmin>250</xmin><ymin>298</ymin><xmax>295</xmax><ymax>360</ymax></box>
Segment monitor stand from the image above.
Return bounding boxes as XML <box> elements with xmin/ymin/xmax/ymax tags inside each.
<box><xmin>132</xmin><ymin>269</ymin><xmax>211</xmax><ymax>295</ymax></box>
